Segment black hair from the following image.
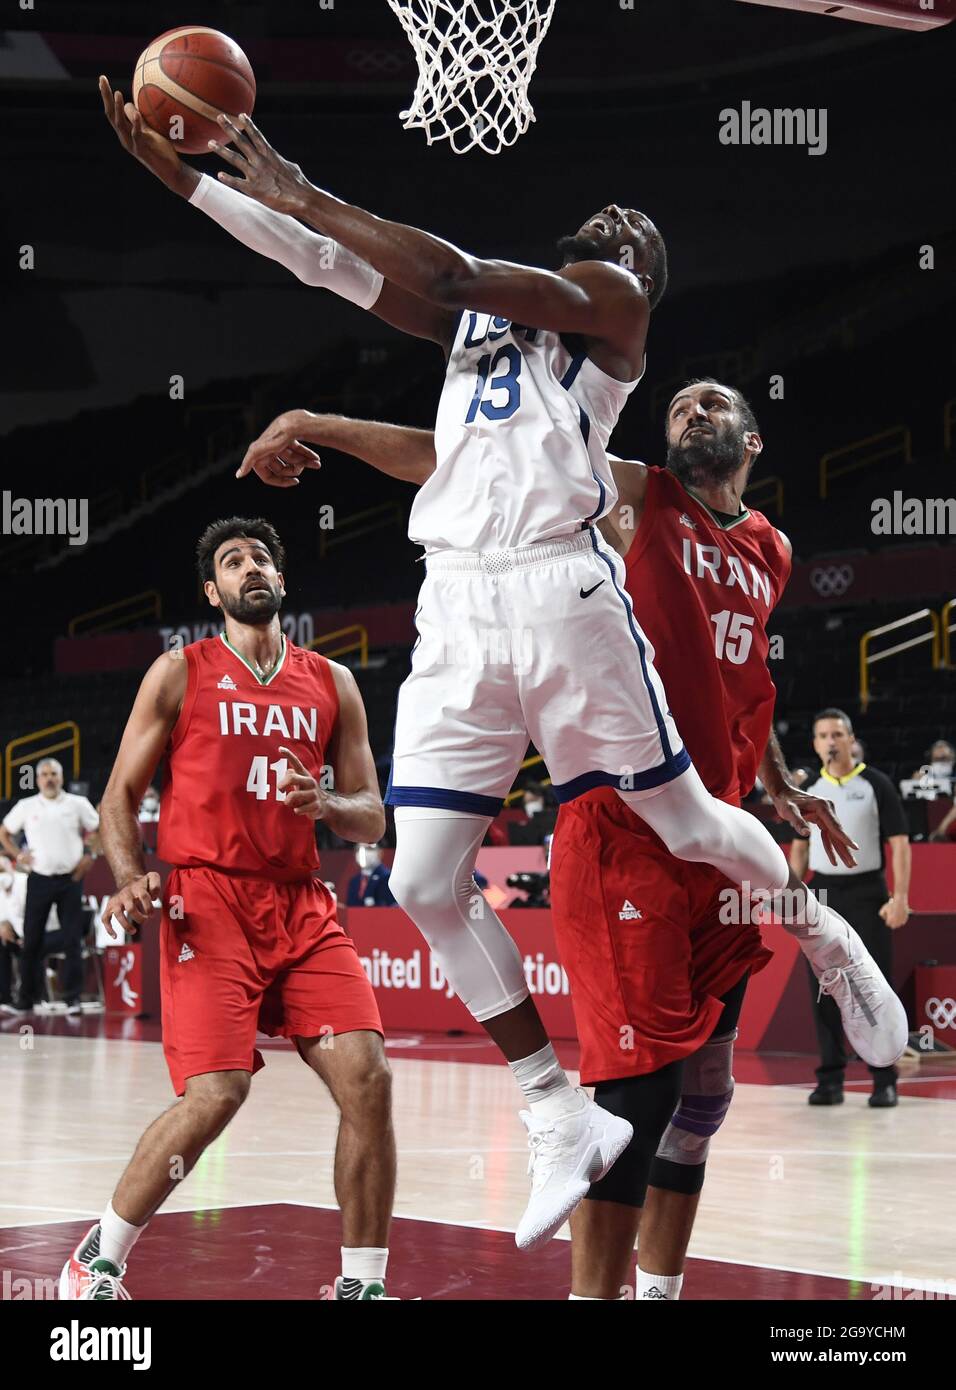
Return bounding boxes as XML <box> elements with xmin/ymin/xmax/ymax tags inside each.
<box><xmin>196</xmin><ymin>516</ymin><xmax>286</xmax><ymax>585</ymax></box>
<box><xmin>813</xmin><ymin>707</ymin><xmax>854</xmax><ymax>736</ymax></box>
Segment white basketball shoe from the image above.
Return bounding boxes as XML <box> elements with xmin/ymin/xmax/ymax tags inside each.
<box><xmin>804</xmin><ymin>906</ymin><xmax>908</xmax><ymax>1068</ymax></box>
<box><xmin>515</xmin><ymin>1091</ymin><xmax>633</xmax><ymax>1251</ymax></box>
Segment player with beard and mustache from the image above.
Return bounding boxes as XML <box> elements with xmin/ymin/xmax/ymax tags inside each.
<box><xmin>237</xmin><ymin>384</ymin><xmax>907</xmax><ymax>1291</ymax></box>
<box><xmin>550</xmin><ymin>379</ymin><xmax>904</xmax><ymax>1300</ymax></box>
<box><xmin>60</xmin><ymin>517</ymin><xmax>398</xmax><ymax>1302</ymax></box>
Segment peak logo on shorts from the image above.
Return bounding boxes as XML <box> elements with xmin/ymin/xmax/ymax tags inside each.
<box><xmin>619</xmin><ymin>900</ymin><xmax>643</xmax><ymax>921</ymax></box>
<box><xmin>178</xmin><ymin>943</ymin><xmax>195</xmax><ymax>963</ymax></box>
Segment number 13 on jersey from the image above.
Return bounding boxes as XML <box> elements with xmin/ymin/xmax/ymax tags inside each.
<box><xmin>465</xmin><ymin>345</ymin><xmax>522</xmax><ymax>422</ymax></box>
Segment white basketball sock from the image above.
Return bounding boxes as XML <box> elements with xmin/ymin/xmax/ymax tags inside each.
<box><xmin>98</xmin><ymin>1200</ymin><xmax>145</xmax><ymax>1268</ymax></box>
<box><xmin>509</xmin><ymin>1042</ymin><xmax>580</xmax><ymax>1115</ymax></box>
<box><xmin>635</xmin><ymin>1267</ymin><xmax>683</xmax><ymax>1300</ymax></box>
<box><xmin>341</xmin><ymin>1246</ymin><xmax>389</xmax><ymax>1281</ymax></box>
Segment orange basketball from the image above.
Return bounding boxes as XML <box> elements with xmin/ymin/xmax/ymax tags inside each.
<box><xmin>133</xmin><ymin>27</ymin><xmax>255</xmax><ymax>156</ymax></box>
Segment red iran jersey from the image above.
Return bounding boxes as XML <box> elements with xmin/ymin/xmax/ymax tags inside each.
<box><xmin>624</xmin><ymin>467</ymin><xmax>791</xmax><ymax>805</ymax></box>
<box><xmin>157</xmin><ymin>634</ymin><xmax>339</xmax><ymax>880</ymax></box>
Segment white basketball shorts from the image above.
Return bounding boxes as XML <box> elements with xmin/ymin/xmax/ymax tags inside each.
<box><xmin>385</xmin><ymin>528</ymin><xmax>690</xmax><ymax>815</ymax></box>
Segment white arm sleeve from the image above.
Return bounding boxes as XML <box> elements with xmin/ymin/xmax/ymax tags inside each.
<box><xmin>189</xmin><ymin>174</ymin><xmax>385</xmax><ymax>310</ymax></box>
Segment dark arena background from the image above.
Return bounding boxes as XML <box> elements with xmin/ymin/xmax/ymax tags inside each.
<box><xmin>2</xmin><ymin>0</ymin><xmax>955</xmax><ymax>1349</ymax></box>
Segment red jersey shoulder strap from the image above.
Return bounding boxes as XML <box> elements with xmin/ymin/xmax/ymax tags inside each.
<box><xmin>167</xmin><ymin>641</ymin><xmax>203</xmax><ymax>752</ymax></box>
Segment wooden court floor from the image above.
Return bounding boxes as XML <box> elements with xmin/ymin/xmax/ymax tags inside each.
<box><xmin>2</xmin><ymin>1022</ymin><xmax>954</xmax><ymax>1300</ymax></box>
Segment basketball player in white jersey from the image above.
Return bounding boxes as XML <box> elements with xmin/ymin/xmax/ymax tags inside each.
<box><xmin>100</xmin><ymin>88</ymin><xmax>905</xmax><ymax>1249</ymax></box>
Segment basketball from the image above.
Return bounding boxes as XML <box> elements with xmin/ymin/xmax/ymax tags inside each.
<box><xmin>132</xmin><ymin>27</ymin><xmax>256</xmax><ymax>156</ymax></box>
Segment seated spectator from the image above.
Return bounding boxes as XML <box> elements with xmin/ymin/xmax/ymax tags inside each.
<box><xmin>910</xmin><ymin>740</ymin><xmax>954</xmax><ymax>789</ymax></box>
<box><xmin>346</xmin><ymin>843</ymin><xmax>395</xmax><ymax>907</ymax></box>
<box><xmin>507</xmin><ymin>783</ymin><xmax>557</xmax><ymax>846</ymax></box>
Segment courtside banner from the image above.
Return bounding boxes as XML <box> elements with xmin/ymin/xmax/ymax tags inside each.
<box><xmin>346</xmin><ymin>907</ymin><xmax>577</xmax><ymax>1036</ymax></box>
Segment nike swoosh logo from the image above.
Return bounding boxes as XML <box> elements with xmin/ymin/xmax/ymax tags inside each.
<box><xmin>579</xmin><ymin>580</ymin><xmax>606</xmax><ymax>599</ymax></box>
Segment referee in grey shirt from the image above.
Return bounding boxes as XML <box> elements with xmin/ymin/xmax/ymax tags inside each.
<box><xmin>790</xmin><ymin>709</ymin><xmax>911</xmax><ymax>1108</ymax></box>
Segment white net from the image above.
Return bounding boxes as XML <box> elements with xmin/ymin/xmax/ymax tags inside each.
<box><xmin>386</xmin><ymin>0</ymin><xmax>559</xmax><ymax>155</ymax></box>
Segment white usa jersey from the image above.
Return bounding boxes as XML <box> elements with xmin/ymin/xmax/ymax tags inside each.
<box><xmin>408</xmin><ymin>310</ymin><xmax>644</xmax><ymax>552</ymax></box>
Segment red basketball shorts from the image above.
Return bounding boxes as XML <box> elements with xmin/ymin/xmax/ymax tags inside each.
<box><xmin>160</xmin><ymin>866</ymin><xmax>382</xmax><ymax>1096</ymax></box>
<box><xmin>550</xmin><ymin>790</ymin><xmax>772</xmax><ymax>1085</ymax></box>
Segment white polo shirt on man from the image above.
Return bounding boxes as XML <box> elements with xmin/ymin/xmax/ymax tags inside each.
<box><xmin>2</xmin><ymin>792</ymin><xmax>99</xmax><ymax>877</ymax></box>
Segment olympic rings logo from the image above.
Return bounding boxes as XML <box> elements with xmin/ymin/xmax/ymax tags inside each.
<box><xmin>347</xmin><ymin>49</ymin><xmax>406</xmax><ymax>76</ymax></box>
<box><xmin>809</xmin><ymin>564</ymin><xmax>854</xmax><ymax>597</ymax></box>
<box><xmin>925</xmin><ymin>996</ymin><xmax>956</xmax><ymax>1029</ymax></box>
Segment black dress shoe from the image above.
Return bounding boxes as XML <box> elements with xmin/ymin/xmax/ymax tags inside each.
<box><xmin>808</xmin><ymin>1084</ymin><xmax>844</xmax><ymax>1105</ymax></box>
<box><xmin>869</xmin><ymin>1084</ymin><xmax>898</xmax><ymax>1108</ymax></box>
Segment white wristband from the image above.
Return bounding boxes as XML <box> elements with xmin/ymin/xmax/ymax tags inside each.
<box><xmin>189</xmin><ymin>175</ymin><xmax>384</xmax><ymax>310</ymax></box>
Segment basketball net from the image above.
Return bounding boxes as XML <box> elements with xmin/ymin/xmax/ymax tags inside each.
<box><xmin>386</xmin><ymin>0</ymin><xmax>558</xmax><ymax>154</ymax></box>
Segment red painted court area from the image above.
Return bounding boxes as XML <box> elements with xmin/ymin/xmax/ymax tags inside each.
<box><xmin>2</xmin><ymin>1205</ymin><xmax>867</xmax><ymax>1302</ymax></box>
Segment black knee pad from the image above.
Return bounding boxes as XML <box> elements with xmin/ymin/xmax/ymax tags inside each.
<box><xmin>587</xmin><ymin>1060</ymin><xmax>684</xmax><ymax>1209</ymax></box>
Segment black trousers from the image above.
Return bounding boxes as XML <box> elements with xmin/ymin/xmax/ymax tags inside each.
<box><xmin>18</xmin><ymin>872</ymin><xmax>85</xmax><ymax>1007</ymax></box>
<box><xmin>806</xmin><ymin>871</ymin><xmax>897</xmax><ymax>1088</ymax></box>
<box><xmin>0</xmin><ymin>938</ymin><xmax>20</xmax><ymax>1003</ymax></box>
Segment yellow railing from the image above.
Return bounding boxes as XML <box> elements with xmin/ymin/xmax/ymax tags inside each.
<box><xmin>820</xmin><ymin>426</ymin><xmax>912</xmax><ymax>500</ymax></box>
<box><xmin>942</xmin><ymin>598</ymin><xmax>956</xmax><ymax>669</ymax></box>
<box><xmin>318</xmin><ymin>502</ymin><xmax>404</xmax><ymax>557</ymax></box>
<box><xmin>744</xmin><ymin>474</ymin><xmax>784</xmax><ymax>516</ymax></box>
<box><xmin>308</xmin><ymin>624</ymin><xmax>369</xmax><ymax>667</ymax></box>
<box><xmin>859</xmin><ymin>609</ymin><xmax>940</xmax><ymax>712</ymax></box>
<box><xmin>504</xmin><ymin>754</ymin><xmax>551</xmax><ymax>806</ymax></box>
<box><xmin>5</xmin><ymin>722</ymin><xmax>81</xmax><ymax>800</ymax></box>
<box><xmin>944</xmin><ymin>398</ymin><xmax>956</xmax><ymax>454</ymax></box>
<box><xmin>68</xmin><ymin>590</ymin><xmax>162</xmax><ymax>638</ymax></box>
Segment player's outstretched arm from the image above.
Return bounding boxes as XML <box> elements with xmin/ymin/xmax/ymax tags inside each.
<box><xmin>100</xmin><ymin>79</ymin><xmax>452</xmax><ymax>347</ymax></box>
<box><xmin>99</xmin><ymin>653</ymin><xmax>187</xmax><ymax>936</ymax></box>
<box><xmin>237</xmin><ymin>411</ymin><xmax>437</xmax><ymax>488</ymax></box>
<box><xmin>279</xmin><ymin>666</ymin><xmax>385</xmax><ymax>844</ymax></box>
<box><xmin>211</xmin><ymin>115</ymin><xmax>647</xmax><ymax>366</ymax></box>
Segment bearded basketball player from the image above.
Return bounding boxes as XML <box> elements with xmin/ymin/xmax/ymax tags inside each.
<box><xmin>100</xmin><ymin>82</ymin><xmax>904</xmax><ymax>1250</ymax></box>
<box><xmin>59</xmin><ymin>518</ymin><xmax>395</xmax><ymax>1302</ymax></box>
